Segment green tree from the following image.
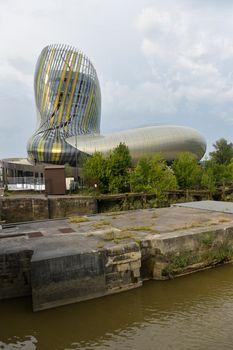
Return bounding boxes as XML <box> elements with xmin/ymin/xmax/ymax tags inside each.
<box><xmin>201</xmin><ymin>158</ymin><xmax>233</xmax><ymax>196</ymax></box>
<box><xmin>129</xmin><ymin>156</ymin><xmax>151</xmax><ymax>193</ymax></box>
<box><xmin>209</xmin><ymin>138</ymin><xmax>233</xmax><ymax>165</ymax></box>
<box><xmin>201</xmin><ymin>160</ymin><xmax>216</xmax><ymax>194</ymax></box>
<box><xmin>130</xmin><ymin>154</ymin><xmax>177</xmax><ymax>203</ymax></box>
<box><xmin>172</xmin><ymin>152</ymin><xmax>201</xmax><ymax>189</ymax></box>
<box><xmin>107</xmin><ymin>143</ymin><xmax>132</xmax><ymax>193</ymax></box>
<box><xmin>83</xmin><ymin>152</ymin><xmax>109</xmax><ymax>193</ymax></box>
<box><xmin>64</xmin><ymin>163</ymin><xmax>73</xmax><ymax>177</ymax></box>
<box><xmin>148</xmin><ymin>155</ymin><xmax>178</xmax><ymax>201</ymax></box>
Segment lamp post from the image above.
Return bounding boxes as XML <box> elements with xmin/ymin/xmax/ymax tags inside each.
<box><xmin>75</xmin><ymin>133</ymin><xmax>78</xmax><ymax>183</ymax></box>
<box><xmin>33</xmin><ymin>158</ymin><xmax>38</xmax><ymax>190</ymax></box>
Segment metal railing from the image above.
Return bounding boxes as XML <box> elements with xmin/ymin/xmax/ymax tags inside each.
<box><xmin>6</xmin><ymin>177</ymin><xmax>45</xmax><ymax>191</ymax></box>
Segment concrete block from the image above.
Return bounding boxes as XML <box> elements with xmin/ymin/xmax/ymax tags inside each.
<box><xmin>31</xmin><ymin>250</ymin><xmax>106</xmax><ymax>311</ymax></box>
<box><xmin>130</xmin><ymin>261</ymin><xmax>141</xmax><ymax>270</ymax></box>
<box><xmin>116</xmin><ymin>263</ymin><xmax>130</xmax><ymax>272</ymax></box>
<box><xmin>132</xmin><ymin>268</ymin><xmax>141</xmax><ymax>278</ymax></box>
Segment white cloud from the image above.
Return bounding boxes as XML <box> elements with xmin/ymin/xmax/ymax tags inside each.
<box><xmin>0</xmin><ymin>60</ymin><xmax>33</xmax><ymax>93</ymax></box>
<box><xmin>102</xmin><ymin>79</ymin><xmax>177</xmax><ymax>115</ymax></box>
<box><xmin>135</xmin><ymin>3</ymin><xmax>233</xmax><ymax>116</ymax></box>
<box><xmin>1</xmin><ymin>0</ymin><xmax>233</xmax><ymax>157</ymax></box>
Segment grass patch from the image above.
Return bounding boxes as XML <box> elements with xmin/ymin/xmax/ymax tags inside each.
<box><xmin>68</xmin><ymin>216</ymin><xmax>90</xmax><ymax>223</ymax></box>
<box><xmin>128</xmin><ymin>199</ymin><xmax>143</xmax><ymax>210</ymax></box>
<box><xmin>97</xmin><ymin>242</ymin><xmax>104</xmax><ymax>248</ymax></box>
<box><xmin>203</xmin><ymin>240</ymin><xmax>233</xmax><ymax>264</ymax></box>
<box><xmin>162</xmin><ymin>251</ymin><xmax>191</xmax><ymax>278</ymax></box>
<box><xmin>87</xmin><ymin>233</ymin><xmax>95</xmax><ymax>237</ymax></box>
<box><xmin>162</xmin><ymin>239</ymin><xmax>233</xmax><ymax>278</ymax></box>
<box><xmin>134</xmin><ymin>238</ymin><xmax>143</xmax><ymax>245</ymax></box>
<box><xmin>103</xmin><ymin>211</ymin><xmax>124</xmax><ymax>217</ymax></box>
<box><xmin>94</xmin><ymin>220</ymin><xmax>111</xmax><ymax>229</ymax></box>
<box><xmin>199</xmin><ymin>232</ymin><xmax>215</xmax><ymax>247</ymax></box>
<box><xmin>171</xmin><ymin>220</ymin><xmax>215</xmax><ymax>231</ymax></box>
<box><xmin>123</xmin><ymin>226</ymin><xmax>158</xmax><ymax>233</ymax></box>
<box><xmin>103</xmin><ymin>231</ymin><xmax>133</xmax><ymax>241</ymax></box>
<box><xmin>207</xmin><ymin>217</ymin><xmax>232</xmax><ymax>226</ymax></box>
<box><xmin>97</xmin><ymin>230</ymin><xmax>138</xmax><ymax>244</ymax></box>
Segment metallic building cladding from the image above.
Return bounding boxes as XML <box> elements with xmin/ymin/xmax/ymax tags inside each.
<box><xmin>27</xmin><ymin>44</ymin><xmax>101</xmax><ymax>165</ymax></box>
<box><xmin>27</xmin><ymin>43</ymin><xmax>206</xmax><ymax>165</ymax></box>
<box><xmin>66</xmin><ymin>125</ymin><xmax>206</xmax><ymax>161</ymax></box>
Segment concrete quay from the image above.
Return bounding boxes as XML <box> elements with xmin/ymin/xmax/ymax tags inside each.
<box><xmin>1</xmin><ymin>201</ymin><xmax>233</xmax><ymax>311</ymax></box>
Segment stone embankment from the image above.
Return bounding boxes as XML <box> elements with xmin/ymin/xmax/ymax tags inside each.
<box><xmin>1</xmin><ymin>201</ymin><xmax>233</xmax><ymax>311</ymax></box>
<box><xmin>0</xmin><ymin>190</ymin><xmax>210</xmax><ymax>223</ymax></box>
<box><xmin>0</xmin><ymin>195</ymin><xmax>97</xmax><ymax>222</ymax></box>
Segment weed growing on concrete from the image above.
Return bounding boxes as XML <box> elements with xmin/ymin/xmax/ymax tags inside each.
<box><xmin>203</xmin><ymin>240</ymin><xmax>233</xmax><ymax>264</ymax></box>
<box><xmin>172</xmin><ymin>218</ymin><xmax>232</xmax><ymax>232</ymax></box>
<box><xmin>94</xmin><ymin>220</ymin><xmax>110</xmax><ymax>228</ymax></box>
<box><xmin>103</xmin><ymin>231</ymin><xmax>133</xmax><ymax>241</ymax></box>
<box><xmin>171</xmin><ymin>220</ymin><xmax>211</xmax><ymax>231</ymax></box>
<box><xmin>207</xmin><ymin>217</ymin><xmax>231</xmax><ymax>226</ymax></box>
<box><xmin>162</xmin><ymin>251</ymin><xmax>191</xmax><ymax>278</ymax></box>
<box><xmin>123</xmin><ymin>226</ymin><xmax>157</xmax><ymax>233</ymax></box>
<box><xmin>97</xmin><ymin>242</ymin><xmax>104</xmax><ymax>248</ymax></box>
<box><xmin>199</xmin><ymin>232</ymin><xmax>215</xmax><ymax>247</ymax></box>
<box><xmin>217</xmin><ymin>217</ymin><xmax>231</xmax><ymax>223</ymax></box>
<box><xmin>103</xmin><ymin>211</ymin><xmax>124</xmax><ymax>216</ymax></box>
<box><xmin>134</xmin><ymin>238</ymin><xmax>142</xmax><ymax>246</ymax></box>
<box><xmin>129</xmin><ymin>199</ymin><xmax>143</xmax><ymax>210</ymax></box>
<box><xmin>87</xmin><ymin>233</ymin><xmax>95</xmax><ymax>237</ymax></box>
<box><xmin>68</xmin><ymin>216</ymin><xmax>90</xmax><ymax>223</ymax></box>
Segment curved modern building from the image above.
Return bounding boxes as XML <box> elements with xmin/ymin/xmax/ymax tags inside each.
<box><xmin>66</xmin><ymin>125</ymin><xmax>206</xmax><ymax>161</ymax></box>
<box><xmin>27</xmin><ymin>44</ymin><xmax>206</xmax><ymax>164</ymax></box>
<box><xmin>27</xmin><ymin>44</ymin><xmax>101</xmax><ymax>165</ymax></box>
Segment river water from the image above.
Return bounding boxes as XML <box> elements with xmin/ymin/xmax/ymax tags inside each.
<box><xmin>1</xmin><ymin>264</ymin><xmax>233</xmax><ymax>350</ymax></box>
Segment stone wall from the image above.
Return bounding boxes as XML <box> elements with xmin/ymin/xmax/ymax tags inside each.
<box><xmin>31</xmin><ymin>242</ymin><xmax>141</xmax><ymax>311</ymax></box>
<box><xmin>0</xmin><ymin>198</ymin><xmax>49</xmax><ymax>223</ymax></box>
<box><xmin>48</xmin><ymin>197</ymin><xmax>97</xmax><ymax>219</ymax></box>
<box><xmin>1</xmin><ymin>213</ymin><xmax>233</xmax><ymax>311</ymax></box>
<box><xmin>0</xmin><ymin>196</ymin><xmax>97</xmax><ymax>223</ymax></box>
<box><xmin>140</xmin><ymin>226</ymin><xmax>233</xmax><ymax>280</ymax></box>
<box><xmin>105</xmin><ymin>243</ymin><xmax>142</xmax><ymax>293</ymax></box>
<box><xmin>31</xmin><ymin>251</ymin><xmax>106</xmax><ymax>311</ymax></box>
<box><xmin>0</xmin><ymin>249</ymin><xmax>33</xmax><ymax>299</ymax></box>
<box><xmin>0</xmin><ymin>192</ymin><xmax>211</xmax><ymax>224</ymax></box>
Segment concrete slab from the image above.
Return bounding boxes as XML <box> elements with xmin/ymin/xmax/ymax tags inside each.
<box><xmin>172</xmin><ymin>200</ymin><xmax>233</xmax><ymax>214</ymax></box>
<box><xmin>2</xmin><ymin>202</ymin><xmax>233</xmax><ymax>311</ymax></box>
<box><xmin>2</xmin><ymin>204</ymin><xmax>233</xmax><ymax>246</ymax></box>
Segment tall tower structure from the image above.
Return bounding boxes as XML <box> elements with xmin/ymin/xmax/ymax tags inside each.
<box><xmin>27</xmin><ymin>44</ymin><xmax>101</xmax><ymax>165</ymax></box>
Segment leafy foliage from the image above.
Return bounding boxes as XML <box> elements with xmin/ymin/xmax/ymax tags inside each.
<box><xmin>107</xmin><ymin>143</ymin><xmax>132</xmax><ymax>193</ymax></box>
<box><xmin>130</xmin><ymin>154</ymin><xmax>177</xmax><ymax>203</ymax></box>
<box><xmin>129</xmin><ymin>156</ymin><xmax>152</xmax><ymax>193</ymax></box>
<box><xmin>209</xmin><ymin>138</ymin><xmax>233</xmax><ymax>165</ymax></box>
<box><xmin>201</xmin><ymin>158</ymin><xmax>233</xmax><ymax>192</ymax></box>
<box><xmin>172</xmin><ymin>152</ymin><xmax>202</xmax><ymax>189</ymax></box>
<box><xmin>83</xmin><ymin>152</ymin><xmax>109</xmax><ymax>193</ymax></box>
<box><xmin>83</xmin><ymin>138</ymin><xmax>233</xmax><ymax>199</ymax></box>
<box><xmin>83</xmin><ymin>143</ymin><xmax>132</xmax><ymax>194</ymax></box>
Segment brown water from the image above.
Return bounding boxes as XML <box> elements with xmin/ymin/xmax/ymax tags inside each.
<box><xmin>1</xmin><ymin>265</ymin><xmax>233</xmax><ymax>350</ymax></box>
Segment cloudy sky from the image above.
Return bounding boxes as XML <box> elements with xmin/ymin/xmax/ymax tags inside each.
<box><xmin>1</xmin><ymin>0</ymin><xmax>233</xmax><ymax>159</ymax></box>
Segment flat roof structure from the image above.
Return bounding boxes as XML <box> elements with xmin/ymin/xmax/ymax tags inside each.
<box><xmin>173</xmin><ymin>200</ymin><xmax>233</xmax><ymax>214</ymax></box>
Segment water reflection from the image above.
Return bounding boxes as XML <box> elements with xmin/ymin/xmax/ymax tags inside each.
<box><xmin>1</xmin><ymin>265</ymin><xmax>233</xmax><ymax>349</ymax></box>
